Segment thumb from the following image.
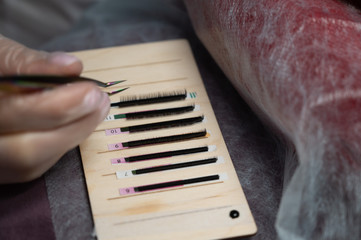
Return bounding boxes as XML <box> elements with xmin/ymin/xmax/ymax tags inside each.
<box><xmin>0</xmin><ymin>35</ymin><xmax>82</xmax><ymax>76</ymax></box>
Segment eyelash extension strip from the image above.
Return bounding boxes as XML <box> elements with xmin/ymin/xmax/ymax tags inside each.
<box><xmin>110</xmin><ymin>90</ymin><xmax>189</xmax><ymax>108</ymax></box>
<box><xmin>110</xmin><ymin>145</ymin><xmax>216</xmax><ymax>164</ymax></box>
<box><xmin>107</xmin><ymin>130</ymin><xmax>208</xmax><ymax>151</ymax></box>
<box><xmin>105</xmin><ymin>116</ymin><xmax>204</xmax><ymax>135</ymax></box>
<box><xmin>118</xmin><ymin>173</ymin><xmax>227</xmax><ymax>196</ymax></box>
<box><xmin>104</xmin><ymin>105</ymin><xmax>198</xmax><ymax>121</ymax></box>
<box><xmin>114</xmin><ymin>157</ymin><xmax>223</xmax><ymax>179</ymax></box>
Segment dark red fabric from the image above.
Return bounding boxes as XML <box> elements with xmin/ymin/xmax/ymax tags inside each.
<box><xmin>0</xmin><ymin>176</ymin><xmax>55</xmax><ymax>240</ymax></box>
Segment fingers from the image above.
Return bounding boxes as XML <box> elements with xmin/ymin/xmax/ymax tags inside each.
<box><xmin>0</xmin><ymin>82</ymin><xmax>108</xmax><ymax>133</ymax></box>
<box><xmin>0</xmin><ymin>35</ymin><xmax>102</xmax><ymax>183</ymax></box>
<box><xmin>0</xmin><ymin>34</ymin><xmax>82</xmax><ymax>75</ymax></box>
<box><xmin>0</xmin><ymin>93</ymin><xmax>110</xmax><ymax>183</ymax></box>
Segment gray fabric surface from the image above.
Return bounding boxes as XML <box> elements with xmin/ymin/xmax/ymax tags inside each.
<box><xmin>41</xmin><ymin>0</ymin><xmax>284</xmax><ymax>239</ymax></box>
<box><xmin>45</xmin><ymin>149</ymin><xmax>94</xmax><ymax>240</ymax></box>
<box><xmin>0</xmin><ymin>0</ymin><xmax>102</xmax><ymax>48</ymax></box>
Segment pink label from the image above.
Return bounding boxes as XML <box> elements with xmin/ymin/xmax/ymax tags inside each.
<box><xmin>111</xmin><ymin>158</ymin><xmax>126</xmax><ymax>164</ymax></box>
<box><xmin>119</xmin><ymin>187</ymin><xmax>136</xmax><ymax>195</ymax></box>
<box><xmin>107</xmin><ymin>142</ymin><xmax>127</xmax><ymax>150</ymax></box>
<box><xmin>105</xmin><ymin>128</ymin><xmax>122</xmax><ymax>136</ymax></box>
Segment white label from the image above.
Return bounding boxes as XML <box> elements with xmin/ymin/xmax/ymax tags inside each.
<box><xmin>219</xmin><ymin>173</ymin><xmax>228</xmax><ymax>181</ymax></box>
<box><xmin>104</xmin><ymin>114</ymin><xmax>115</xmax><ymax>121</ymax></box>
<box><xmin>217</xmin><ymin>156</ymin><xmax>225</xmax><ymax>164</ymax></box>
<box><xmin>208</xmin><ymin>145</ymin><xmax>217</xmax><ymax>152</ymax></box>
<box><xmin>116</xmin><ymin>170</ymin><xmax>134</xmax><ymax>179</ymax></box>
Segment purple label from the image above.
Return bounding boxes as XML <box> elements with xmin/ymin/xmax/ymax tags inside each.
<box><xmin>105</xmin><ymin>128</ymin><xmax>122</xmax><ymax>136</ymax></box>
<box><xmin>119</xmin><ymin>187</ymin><xmax>136</xmax><ymax>195</ymax></box>
<box><xmin>108</xmin><ymin>142</ymin><xmax>126</xmax><ymax>150</ymax></box>
<box><xmin>111</xmin><ymin>158</ymin><xmax>126</xmax><ymax>164</ymax></box>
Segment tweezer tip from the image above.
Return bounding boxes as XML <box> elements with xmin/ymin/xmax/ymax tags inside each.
<box><xmin>105</xmin><ymin>80</ymin><xmax>126</xmax><ymax>87</ymax></box>
<box><xmin>107</xmin><ymin>87</ymin><xmax>129</xmax><ymax>96</ymax></box>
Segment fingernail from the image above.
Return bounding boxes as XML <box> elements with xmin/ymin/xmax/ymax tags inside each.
<box><xmin>48</xmin><ymin>52</ymin><xmax>80</xmax><ymax>66</ymax></box>
<box><xmin>98</xmin><ymin>93</ymin><xmax>111</xmax><ymax>122</ymax></box>
<box><xmin>82</xmin><ymin>88</ymin><xmax>103</xmax><ymax>114</ymax></box>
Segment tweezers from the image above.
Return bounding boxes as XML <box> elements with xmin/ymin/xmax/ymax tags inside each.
<box><xmin>0</xmin><ymin>75</ymin><xmax>127</xmax><ymax>95</ymax></box>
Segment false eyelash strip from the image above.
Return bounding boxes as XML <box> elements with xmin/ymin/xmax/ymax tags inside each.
<box><xmin>110</xmin><ymin>90</ymin><xmax>188</xmax><ymax>108</ymax></box>
<box><xmin>111</xmin><ymin>145</ymin><xmax>216</xmax><ymax>164</ymax></box>
<box><xmin>104</xmin><ymin>105</ymin><xmax>199</xmax><ymax>121</ymax></box>
<box><xmin>118</xmin><ymin>173</ymin><xmax>227</xmax><ymax>196</ymax></box>
<box><xmin>107</xmin><ymin>130</ymin><xmax>208</xmax><ymax>151</ymax></box>
<box><xmin>105</xmin><ymin>116</ymin><xmax>204</xmax><ymax>135</ymax></box>
<box><xmin>115</xmin><ymin>157</ymin><xmax>223</xmax><ymax>179</ymax></box>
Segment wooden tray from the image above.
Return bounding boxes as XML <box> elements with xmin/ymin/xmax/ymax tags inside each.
<box><xmin>76</xmin><ymin>39</ymin><xmax>256</xmax><ymax>240</ymax></box>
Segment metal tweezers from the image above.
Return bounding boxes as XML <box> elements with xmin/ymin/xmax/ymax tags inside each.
<box><xmin>0</xmin><ymin>75</ymin><xmax>128</xmax><ymax>95</ymax></box>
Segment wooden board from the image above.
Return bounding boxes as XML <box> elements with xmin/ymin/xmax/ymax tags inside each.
<box><xmin>75</xmin><ymin>39</ymin><xmax>257</xmax><ymax>240</ymax></box>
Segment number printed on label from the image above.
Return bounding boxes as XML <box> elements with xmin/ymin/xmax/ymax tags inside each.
<box><xmin>105</xmin><ymin>115</ymin><xmax>115</xmax><ymax>121</ymax></box>
<box><xmin>110</xmin><ymin>128</ymin><xmax>121</xmax><ymax>134</ymax></box>
<box><xmin>105</xmin><ymin>128</ymin><xmax>122</xmax><ymax>136</ymax></box>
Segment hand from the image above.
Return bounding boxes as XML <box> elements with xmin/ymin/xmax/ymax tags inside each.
<box><xmin>0</xmin><ymin>35</ymin><xmax>110</xmax><ymax>183</ymax></box>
